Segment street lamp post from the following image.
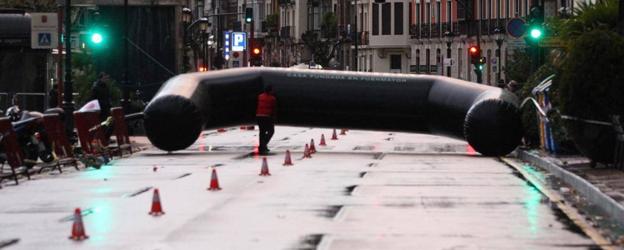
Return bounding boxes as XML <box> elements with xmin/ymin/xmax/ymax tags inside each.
<box><xmin>63</xmin><ymin>0</ymin><xmax>74</xmax><ymax>132</ymax></box>
<box><xmin>444</xmin><ymin>31</ymin><xmax>453</xmax><ymax>77</ymax></box>
<box><xmin>494</xmin><ymin>27</ymin><xmax>505</xmax><ymax>85</ymax></box>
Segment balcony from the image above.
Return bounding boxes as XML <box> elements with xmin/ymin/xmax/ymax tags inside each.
<box><xmin>409</xmin><ymin>24</ymin><xmax>420</xmax><ymax>39</ymax></box>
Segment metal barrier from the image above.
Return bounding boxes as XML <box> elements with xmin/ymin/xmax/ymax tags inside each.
<box><xmin>611</xmin><ymin>115</ymin><xmax>624</xmax><ymax>170</ymax></box>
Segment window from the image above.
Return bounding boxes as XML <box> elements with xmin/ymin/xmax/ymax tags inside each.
<box><xmin>436</xmin><ymin>1</ymin><xmax>441</xmax><ymax>23</ymax></box>
<box><xmin>382</xmin><ymin>3</ymin><xmax>391</xmax><ymax>35</ymax></box>
<box><xmin>426</xmin><ymin>49</ymin><xmax>430</xmax><ymax>73</ymax></box>
<box><xmin>426</xmin><ymin>2</ymin><xmax>430</xmax><ymax>24</ymax></box>
<box><xmin>416</xmin><ymin>3</ymin><xmax>421</xmax><ymax>24</ymax></box>
<box><xmin>488</xmin><ymin>0</ymin><xmax>492</xmax><ymax>19</ymax></box>
<box><xmin>373</xmin><ymin>3</ymin><xmax>380</xmax><ymax>35</ymax></box>
<box><xmin>457</xmin><ymin>48</ymin><xmax>463</xmax><ymax>78</ymax></box>
<box><xmin>390</xmin><ymin>54</ymin><xmax>402</xmax><ymax>70</ymax></box>
<box><xmin>395</xmin><ymin>2</ymin><xmax>404</xmax><ymax>35</ymax></box>
<box><xmin>416</xmin><ymin>49</ymin><xmax>421</xmax><ymax>71</ymax></box>
<box><xmin>409</xmin><ymin>2</ymin><xmax>413</xmax><ymax>25</ymax></box>
<box><xmin>369</xmin><ymin>54</ymin><xmax>373</xmax><ymax>71</ymax></box>
<box><xmin>447</xmin><ymin>0</ymin><xmax>452</xmax><ymax>24</ymax></box>
<box><xmin>457</xmin><ymin>0</ymin><xmax>466</xmax><ymax>20</ymax></box>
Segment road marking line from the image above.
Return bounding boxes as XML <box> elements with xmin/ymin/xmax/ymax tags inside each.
<box><xmin>501</xmin><ymin>157</ymin><xmax>616</xmax><ymax>250</ymax></box>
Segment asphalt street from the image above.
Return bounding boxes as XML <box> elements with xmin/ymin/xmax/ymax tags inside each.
<box><xmin>0</xmin><ymin>126</ymin><xmax>600</xmax><ymax>249</ymax></box>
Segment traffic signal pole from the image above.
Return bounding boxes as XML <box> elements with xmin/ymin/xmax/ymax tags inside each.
<box><xmin>63</xmin><ymin>0</ymin><xmax>75</xmax><ymax>132</ymax></box>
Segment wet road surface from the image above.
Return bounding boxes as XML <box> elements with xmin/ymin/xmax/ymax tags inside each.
<box><xmin>0</xmin><ymin>127</ymin><xmax>600</xmax><ymax>249</ymax></box>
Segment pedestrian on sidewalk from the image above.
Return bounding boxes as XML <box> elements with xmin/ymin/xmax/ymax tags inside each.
<box><xmin>256</xmin><ymin>85</ymin><xmax>277</xmax><ymax>155</ymax></box>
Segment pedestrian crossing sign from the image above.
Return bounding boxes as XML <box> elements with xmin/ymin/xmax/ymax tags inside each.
<box><xmin>38</xmin><ymin>33</ymin><xmax>51</xmax><ymax>46</ymax></box>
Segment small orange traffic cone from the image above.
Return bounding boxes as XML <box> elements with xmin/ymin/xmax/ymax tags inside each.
<box><xmin>340</xmin><ymin>129</ymin><xmax>347</xmax><ymax>135</ymax></box>
<box><xmin>217</xmin><ymin>128</ymin><xmax>227</xmax><ymax>132</ymax></box>
<box><xmin>303</xmin><ymin>144</ymin><xmax>312</xmax><ymax>158</ymax></box>
<box><xmin>319</xmin><ymin>134</ymin><xmax>327</xmax><ymax>146</ymax></box>
<box><xmin>149</xmin><ymin>188</ymin><xmax>165</xmax><ymax>216</ymax></box>
<box><xmin>69</xmin><ymin>208</ymin><xmax>89</xmax><ymax>241</ymax></box>
<box><xmin>283</xmin><ymin>150</ymin><xmax>293</xmax><ymax>166</ymax></box>
<box><xmin>309</xmin><ymin>139</ymin><xmax>317</xmax><ymax>154</ymax></box>
<box><xmin>259</xmin><ymin>157</ymin><xmax>271</xmax><ymax>176</ymax></box>
<box><xmin>207</xmin><ymin>168</ymin><xmax>222</xmax><ymax>191</ymax></box>
<box><xmin>466</xmin><ymin>144</ymin><xmax>477</xmax><ymax>155</ymax></box>
<box><xmin>331</xmin><ymin>129</ymin><xmax>338</xmax><ymax>140</ymax></box>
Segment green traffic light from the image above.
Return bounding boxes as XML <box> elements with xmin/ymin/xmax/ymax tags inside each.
<box><xmin>530</xmin><ymin>28</ymin><xmax>543</xmax><ymax>39</ymax></box>
<box><xmin>91</xmin><ymin>33</ymin><xmax>103</xmax><ymax>44</ymax></box>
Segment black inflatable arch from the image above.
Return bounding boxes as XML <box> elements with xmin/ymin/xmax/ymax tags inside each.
<box><xmin>144</xmin><ymin>67</ymin><xmax>523</xmax><ymax>156</ymax></box>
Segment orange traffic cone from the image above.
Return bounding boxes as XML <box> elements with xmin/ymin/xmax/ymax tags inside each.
<box><xmin>207</xmin><ymin>168</ymin><xmax>222</xmax><ymax>191</ymax></box>
<box><xmin>309</xmin><ymin>139</ymin><xmax>317</xmax><ymax>154</ymax></box>
<box><xmin>466</xmin><ymin>144</ymin><xmax>477</xmax><ymax>155</ymax></box>
<box><xmin>259</xmin><ymin>157</ymin><xmax>271</xmax><ymax>176</ymax></box>
<box><xmin>303</xmin><ymin>144</ymin><xmax>312</xmax><ymax>158</ymax></box>
<box><xmin>319</xmin><ymin>134</ymin><xmax>327</xmax><ymax>146</ymax></box>
<box><xmin>340</xmin><ymin>129</ymin><xmax>347</xmax><ymax>135</ymax></box>
<box><xmin>149</xmin><ymin>188</ymin><xmax>165</xmax><ymax>216</ymax></box>
<box><xmin>69</xmin><ymin>208</ymin><xmax>89</xmax><ymax>241</ymax></box>
<box><xmin>217</xmin><ymin>128</ymin><xmax>226</xmax><ymax>132</ymax></box>
<box><xmin>283</xmin><ymin>150</ymin><xmax>293</xmax><ymax>166</ymax></box>
<box><xmin>331</xmin><ymin>129</ymin><xmax>338</xmax><ymax>140</ymax></box>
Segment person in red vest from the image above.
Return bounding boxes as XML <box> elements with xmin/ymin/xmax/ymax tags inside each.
<box><xmin>256</xmin><ymin>85</ymin><xmax>277</xmax><ymax>155</ymax></box>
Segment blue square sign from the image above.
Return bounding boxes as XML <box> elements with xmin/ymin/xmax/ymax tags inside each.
<box><xmin>231</xmin><ymin>32</ymin><xmax>246</xmax><ymax>52</ymax></box>
<box><xmin>38</xmin><ymin>33</ymin><xmax>51</xmax><ymax>46</ymax></box>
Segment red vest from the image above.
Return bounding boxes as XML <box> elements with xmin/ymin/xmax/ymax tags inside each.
<box><xmin>256</xmin><ymin>93</ymin><xmax>276</xmax><ymax>116</ymax></box>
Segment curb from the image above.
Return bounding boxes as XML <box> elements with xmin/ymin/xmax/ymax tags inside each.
<box><xmin>516</xmin><ymin>149</ymin><xmax>624</xmax><ymax>227</ymax></box>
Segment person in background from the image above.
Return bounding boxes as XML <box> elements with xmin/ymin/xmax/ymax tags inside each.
<box><xmin>90</xmin><ymin>72</ymin><xmax>112</xmax><ymax>121</ymax></box>
<box><xmin>256</xmin><ymin>85</ymin><xmax>277</xmax><ymax>155</ymax></box>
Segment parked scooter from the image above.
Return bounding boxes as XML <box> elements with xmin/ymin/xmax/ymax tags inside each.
<box><xmin>6</xmin><ymin>106</ymin><xmax>55</xmax><ymax>164</ymax></box>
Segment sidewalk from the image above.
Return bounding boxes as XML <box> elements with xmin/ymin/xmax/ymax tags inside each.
<box><xmin>515</xmin><ymin>149</ymin><xmax>624</xmax><ymax>243</ymax></box>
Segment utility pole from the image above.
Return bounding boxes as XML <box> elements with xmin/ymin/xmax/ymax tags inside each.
<box><xmin>63</xmin><ymin>0</ymin><xmax>74</xmax><ymax>131</ymax></box>
<box><xmin>122</xmin><ymin>0</ymin><xmax>130</xmax><ymax>112</ymax></box>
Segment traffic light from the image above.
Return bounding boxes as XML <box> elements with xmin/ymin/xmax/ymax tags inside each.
<box><xmin>526</xmin><ymin>5</ymin><xmax>544</xmax><ymax>42</ymax></box>
<box><xmin>477</xmin><ymin>57</ymin><xmax>486</xmax><ymax>71</ymax></box>
<box><xmin>85</xmin><ymin>28</ymin><xmax>108</xmax><ymax>48</ymax></box>
<box><xmin>250</xmin><ymin>39</ymin><xmax>263</xmax><ymax>66</ymax></box>
<box><xmin>468</xmin><ymin>45</ymin><xmax>480</xmax><ymax>64</ymax></box>
<box><xmin>245</xmin><ymin>8</ymin><xmax>253</xmax><ymax>23</ymax></box>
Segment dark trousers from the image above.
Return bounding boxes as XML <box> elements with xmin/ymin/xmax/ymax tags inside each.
<box><xmin>257</xmin><ymin>116</ymin><xmax>274</xmax><ymax>151</ymax></box>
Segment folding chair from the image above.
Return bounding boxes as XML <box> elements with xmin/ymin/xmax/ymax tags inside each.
<box><xmin>0</xmin><ymin>118</ymin><xmax>32</xmax><ymax>185</ymax></box>
<box><xmin>110</xmin><ymin>107</ymin><xmax>133</xmax><ymax>157</ymax></box>
<box><xmin>42</xmin><ymin>114</ymin><xmax>79</xmax><ymax>171</ymax></box>
<box><xmin>74</xmin><ymin>110</ymin><xmax>111</xmax><ymax>168</ymax></box>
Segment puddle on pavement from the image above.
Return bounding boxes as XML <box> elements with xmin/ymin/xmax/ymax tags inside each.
<box><xmin>295</xmin><ymin>234</ymin><xmax>324</xmax><ymax>250</ymax></box>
